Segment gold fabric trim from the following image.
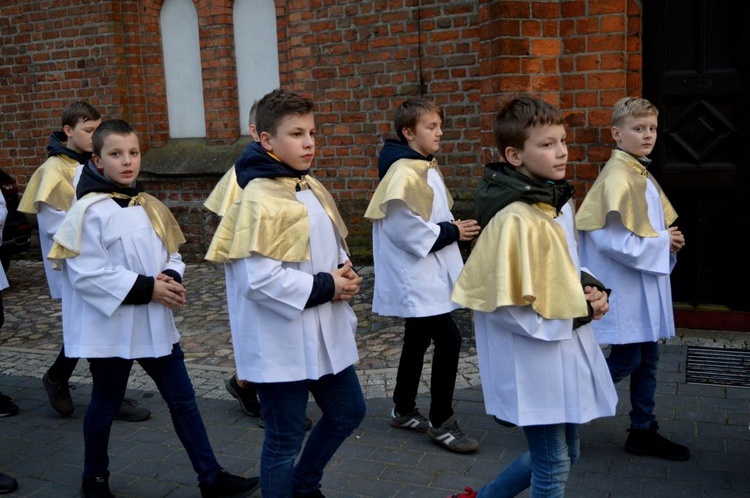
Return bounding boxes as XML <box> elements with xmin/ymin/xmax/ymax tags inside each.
<box><xmin>204</xmin><ymin>167</ymin><xmax>242</xmax><ymax>217</ymax></box>
<box><xmin>48</xmin><ymin>192</ymin><xmax>186</xmax><ymax>262</ymax></box>
<box><xmin>18</xmin><ymin>155</ymin><xmax>81</xmax><ymax>214</ymax></box>
<box><xmin>576</xmin><ymin>149</ymin><xmax>678</xmax><ymax>237</ymax></box>
<box><xmin>364</xmin><ymin>158</ymin><xmax>454</xmax><ymax>221</ymax></box>
<box><xmin>451</xmin><ymin>201</ymin><xmax>588</xmax><ymax>319</ymax></box>
<box><xmin>205</xmin><ymin>175</ymin><xmax>349</xmax><ymax>263</ymax></box>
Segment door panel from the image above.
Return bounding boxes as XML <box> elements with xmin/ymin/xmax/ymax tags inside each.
<box><xmin>643</xmin><ymin>0</ymin><xmax>750</xmax><ymax>323</ymax></box>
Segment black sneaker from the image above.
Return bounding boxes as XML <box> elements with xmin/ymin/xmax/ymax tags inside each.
<box><xmin>225</xmin><ymin>376</ymin><xmax>261</xmax><ymax>417</ymax></box>
<box><xmin>0</xmin><ymin>471</ymin><xmax>18</xmax><ymax>494</ymax></box>
<box><xmin>199</xmin><ymin>469</ymin><xmax>260</xmax><ymax>498</ymax></box>
<box><xmin>625</xmin><ymin>422</ymin><xmax>690</xmax><ymax>461</ymax></box>
<box><xmin>427</xmin><ymin>418</ymin><xmax>479</xmax><ymax>453</ymax></box>
<box><xmin>293</xmin><ymin>490</ymin><xmax>325</xmax><ymax>498</ymax></box>
<box><xmin>0</xmin><ymin>393</ymin><xmax>18</xmax><ymax>418</ymax></box>
<box><xmin>114</xmin><ymin>398</ymin><xmax>151</xmax><ymax>422</ymax></box>
<box><xmin>82</xmin><ymin>476</ymin><xmax>115</xmax><ymax>498</ymax></box>
<box><xmin>42</xmin><ymin>371</ymin><xmax>74</xmax><ymax>417</ymax></box>
<box><xmin>390</xmin><ymin>407</ymin><xmax>429</xmax><ymax>433</ymax></box>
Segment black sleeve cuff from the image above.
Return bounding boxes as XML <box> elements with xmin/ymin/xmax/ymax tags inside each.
<box><xmin>429</xmin><ymin>221</ymin><xmax>460</xmax><ymax>253</ymax></box>
<box><xmin>162</xmin><ymin>269</ymin><xmax>182</xmax><ymax>284</ymax></box>
<box><xmin>123</xmin><ymin>275</ymin><xmax>155</xmax><ymax>305</ymax></box>
<box><xmin>305</xmin><ymin>272</ymin><xmax>336</xmax><ymax>308</ymax></box>
<box><xmin>573</xmin><ymin>272</ymin><xmax>612</xmax><ymax>330</ymax></box>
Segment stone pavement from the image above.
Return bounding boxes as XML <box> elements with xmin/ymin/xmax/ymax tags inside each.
<box><xmin>0</xmin><ymin>260</ymin><xmax>749</xmax><ymax>497</ymax></box>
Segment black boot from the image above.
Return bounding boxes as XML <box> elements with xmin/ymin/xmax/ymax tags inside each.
<box><xmin>81</xmin><ymin>476</ymin><xmax>115</xmax><ymax>498</ymax></box>
<box><xmin>625</xmin><ymin>422</ymin><xmax>690</xmax><ymax>461</ymax></box>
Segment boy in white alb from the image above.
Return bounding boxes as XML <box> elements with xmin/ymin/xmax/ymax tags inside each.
<box><xmin>364</xmin><ymin>98</ymin><xmax>480</xmax><ymax>453</ymax></box>
<box><xmin>205</xmin><ymin>89</ymin><xmax>365</xmax><ymax>498</ymax></box>
<box><xmin>49</xmin><ymin>119</ymin><xmax>259</xmax><ymax>498</ymax></box>
<box><xmin>448</xmin><ymin>96</ymin><xmax>617</xmax><ymax>498</ymax></box>
<box><xmin>576</xmin><ymin>97</ymin><xmax>689</xmax><ymax>461</ymax></box>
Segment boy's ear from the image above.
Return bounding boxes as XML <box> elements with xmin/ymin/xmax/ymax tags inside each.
<box><xmin>401</xmin><ymin>127</ymin><xmax>415</xmax><ymax>142</ymax></box>
<box><xmin>63</xmin><ymin>124</ymin><xmax>74</xmax><ymax>139</ymax></box>
<box><xmin>504</xmin><ymin>146</ymin><xmax>523</xmax><ymax>167</ymax></box>
<box><xmin>92</xmin><ymin>154</ymin><xmax>101</xmax><ymax>168</ymax></box>
<box><xmin>611</xmin><ymin>125</ymin><xmax>621</xmax><ymax>143</ymax></box>
<box><xmin>259</xmin><ymin>130</ymin><xmax>274</xmax><ymax>152</ymax></box>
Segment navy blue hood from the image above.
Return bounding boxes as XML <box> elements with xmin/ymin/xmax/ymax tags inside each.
<box><xmin>234</xmin><ymin>141</ymin><xmax>309</xmax><ymax>189</ymax></box>
<box><xmin>46</xmin><ymin>131</ymin><xmax>91</xmax><ymax>165</ymax></box>
<box><xmin>76</xmin><ymin>161</ymin><xmax>143</xmax><ymax>200</ymax></box>
<box><xmin>377</xmin><ymin>139</ymin><xmax>432</xmax><ymax>180</ymax></box>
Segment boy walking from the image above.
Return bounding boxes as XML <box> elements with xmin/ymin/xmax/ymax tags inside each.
<box><xmin>206</xmin><ymin>89</ymin><xmax>366</xmax><ymax>498</ymax></box>
<box><xmin>18</xmin><ymin>102</ymin><xmax>149</xmax><ymax>422</ymax></box>
<box><xmin>448</xmin><ymin>96</ymin><xmax>617</xmax><ymax>498</ymax></box>
<box><xmin>576</xmin><ymin>97</ymin><xmax>689</xmax><ymax>461</ymax></box>
<box><xmin>49</xmin><ymin>119</ymin><xmax>259</xmax><ymax>498</ymax></box>
<box><xmin>364</xmin><ymin>98</ymin><xmax>480</xmax><ymax>453</ymax></box>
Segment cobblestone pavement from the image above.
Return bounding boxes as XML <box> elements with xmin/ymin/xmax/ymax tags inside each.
<box><xmin>1</xmin><ymin>260</ymin><xmax>749</xmax><ymax>497</ymax></box>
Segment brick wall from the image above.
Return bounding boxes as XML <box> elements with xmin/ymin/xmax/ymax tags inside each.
<box><xmin>1</xmin><ymin>0</ymin><xmax>642</xmax><ymax>263</ymax></box>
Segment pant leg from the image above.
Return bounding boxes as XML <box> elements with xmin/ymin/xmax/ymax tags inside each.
<box><xmin>393</xmin><ymin>316</ymin><xmax>433</xmax><ymax>415</ymax></box>
<box><xmin>293</xmin><ymin>366</ymin><xmax>366</xmax><ymax>495</ymax></box>
<box><xmin>427</xmin><ymin>313</ymin><xmax>461</xmax><ymax>426</ymax></box>
<box><xmin>606</xmin><ymin>343</ymin><xmax>643</xmax><ymax>384</ymax></box>
<box><xmin>477</xmin><ymin>451</ymin><xmax>532</xmax><ymax>498</ymax></box>
<box><xmin>525</xmin><ymin>423</ymin><xmax>575</xmax><ymax>498</ymax></box>
<box><xmin>137</xmin><ymin>344</ymin><xmax>221</xmax><ymax>484</ymax></box>
<box><xmin>627</xmin><ymin>342</ymin><xmax>659</xmax><ymax>429</ymax></box>
<box><xmin>46</xmin><ymin>344</ymin><xmax>80</xmax><ymax>383</ymax></box>
<box><xmin>83</xmin><ymin>357</ymin><xmax>132</xmax><ymax>479</ymax></box>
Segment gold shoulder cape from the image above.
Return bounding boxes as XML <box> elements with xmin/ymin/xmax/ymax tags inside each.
<box><xmin>575</xmin><ymin>149</ymin><xmax>678</xmax><ymax>237</ymax></box>
<box><xmin>364</xmin><ymin>158</ymin><xmax>453</xmax><ymax>221</ymax></box>
<box><xmin>451</xmin><ymin>201</ymin><xmax>588</xmax><ymax>319</ymax></box>
<box><xmin>48</xmin><ymin>192</ymin><xmax>186</xmax><ymax>263</ymax></box>
<box><xmin>204</xmin><ymin>175</ymin><xmax>349</xmax><ymax>263</ymax></box>
<box><xmin>18</xmin><ymin>155</ymin><xmax>81</xmax><ymax>214</ymax></box>
<box><xmin>204</xmin><ymin>166</ymin><xmax>242</xmax><ymax>217</ymax></box>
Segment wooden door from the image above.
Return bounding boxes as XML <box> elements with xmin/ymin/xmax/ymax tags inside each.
<box><xmin>643</xmin><ymin>0</ymin><xmax>750</xmax><ymax>329</ymax></box>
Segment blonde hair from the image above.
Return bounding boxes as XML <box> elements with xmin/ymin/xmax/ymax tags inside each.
<box><xmin>612</xmin><ymin>97</ymin><xmax>658</xmax><ymax>126</ymax></box>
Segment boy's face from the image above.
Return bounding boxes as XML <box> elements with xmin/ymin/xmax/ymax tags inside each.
<box><xmin>64</xmin><ymin>118</ymin><xmax>102</xmax><ymax>155</ymax></box>
<box><xmin>506</xmin><ymin>124</ymin><xmax>568</xmax><ymax>182</ymax></box>
<box><xmin>260</xmin><ymin>113</ymin><xmax>316</xmax><ymax>171</ymax></box>
<box><xmin>403</xmin><ymin>111</ymin><xmax>443</xmax><ymax>157</ymax></box>
<box><xmin>93</xmin><ymin>132</ymin><xmax>141</xmax><ymax>188</ymax></box>
<box><xmin>612</xmin><ymin>114</ymin><xmax>658</xmax><ymax>158</ymax></box>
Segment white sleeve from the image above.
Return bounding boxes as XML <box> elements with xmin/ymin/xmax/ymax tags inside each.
<box><xmin>589</xmin><ymin>212</ymin><xmax>672</xmax><ymax>276</ymax></box>
<box><xmin>504</xmin><ymin>305</ymin><xmax>574</xmax><ymax>342</ymax></box>
<box><xmin>381</xmin><ymin>200</ymin><xmax>440</xmax><ymax>258</ymax></box>
<box><xmin>37</xmin><ymin>202</ymin><xmax>68</xmax><ymax>251</ymax></box>
<box><xmin>64</xmin><ymin>211</ymin><xmax>139</xmax><ymax>317</ymax></box>
<box><xmin>0</xmin><ymin>191</ymin><xmax>7</xmax><ymax>244</ymax></box>
<box><xmin>164</xmin><ymin>252</ymin><xmax>185</xmax><ymax>278</ymax></box>
<box><xmin>236</xmin><ymin>254</ymin><xmax>314</xmax><ymax>321</ymax></box>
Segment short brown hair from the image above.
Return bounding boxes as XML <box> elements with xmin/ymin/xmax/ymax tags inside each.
<box><xmin>611</xmin><ymin>97</ymin><xmax>658</xmax><ymax>126</ymax></box>
<box><xmin>92</xmin><ymin>119</ymin><xmax>137</xmax><ymax>157</ymax></box>
<box><xmin>394</xmin><ymin>98</ymin><xmax>443</xmax><ymax>142</ymax></box>
<box><xmin>62</xmin><ymin>101</ymin><xmax>101</xmax><ymax>129</ymax></box>
<box><xmin>492</xmin><ymin>95</ymin><xmax>565</xmax><ymax>161</ymax></box>
<box><xmin>255</xmin><ymin>89</ymin><xmax>314</xmax><ymax>136</ymax></box>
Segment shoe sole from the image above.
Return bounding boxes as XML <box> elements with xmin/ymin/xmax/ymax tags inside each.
<box><xmin>390</xmin><ymin>419</ymin><xmax>428</xmax><ymax>433</ymax></box>
<box><xmin>625</xmin><ymin>445</ymin><xmax>690</xmax><ymax>461</ymax></box>
<box><xmin>428</xmin><ymin>433</ymin><xmax>479</xmax><ymax>453</ymax></box>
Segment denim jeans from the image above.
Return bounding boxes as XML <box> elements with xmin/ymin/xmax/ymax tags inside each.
<box><xmin>84</xmin><ymin>343</ymin><xmax>221</xmax><ymax>484</ymax></box>
<box><xmin>606</xmin><ymin>341</ymin><xmax>659</xmax><ymax>429</ymax></box>
<box><xmin>256</xmin><ymin>365</ymin><xmax>366</xmax><ymax>498</ymax></box>
<box><xmin>478</xmin><ymin>424</ymin><xmax>580</xmax><ymax>498</ymax></box>
<box><xmin>393</xmin><ymin>313</ymin><xmax>461</xmax><ymax>426</ymax></box>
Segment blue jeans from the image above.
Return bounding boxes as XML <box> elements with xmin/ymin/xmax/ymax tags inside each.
<box><xmin>256</xmin><ymin>365</ymin><xmax>366</xmax><ymax>498</ymax></box>
<box><xmin>606</xmin><ymin>342</ymin><xmax>659</xmax><ymax>429</ymax></box>
<box><xmin>84</xmin><ymin>343</ymin><xmax>221</xmax><ymax>484</ymax></box>
<box><xmin>478</xmin><ymin>424</ymin><xmax>580</xmax><ymax>498</ymax></box>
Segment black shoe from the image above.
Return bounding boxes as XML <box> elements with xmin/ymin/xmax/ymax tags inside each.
<box><xmin>199</xmin><ymin>469</ymin><xmax>260</xmax><ymax>498</ymax></box>
<box><xmin>0</xmin><ymin>393</ymin><xmax>18</xmax><ymax>418</ymax></box>
<box><xmin>258</xmin><ymin>414</ymin><xmax>313</xmax><ymax>431</ymax></box>
<box><xmin>42</xmin><ymin>371</ymin><xmax>74</xmax><ymax>417</ymax></box>
<box><xmin>225</xmin><ymin>376</ymin><xmax>261</xmax><ymax>417</ymax></box>
<box><xmin>294</xmin><ymin>490</ymin><xmax>326</xmax><ymax>498</ymax></box>
<box><xmin>0</xmin><ymin>472</ymin><xmax>18</xmax><ymax>494</ymax></box>
<box><xmin>492</xmin><ymin>416</ymin><xmax>516</xmax><ymax>428</ymax></box>
<box><xmin>625</xmin><ymin>422</ymin><xmax>690</xmax><ymax>461</ymax></box>
<box><xmin>82</xmin><ymin>476</ymin><xmax>115</xmax><ymax>498</ymax></box>
<box><xmin>114</xmin><ymin>398</ymin><xmax>151</xmax><ymax>422</ymax></box>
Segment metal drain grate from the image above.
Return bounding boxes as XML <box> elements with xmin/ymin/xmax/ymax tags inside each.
<box><xmin>685</xmin><ymin>346</ymin><xmax>750</xmax><ymax>388</ymax></box>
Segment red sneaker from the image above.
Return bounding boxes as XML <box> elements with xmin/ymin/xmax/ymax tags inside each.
<box><xmin>448</xmin><ymin>486</ymin><xmax>477</xmax><ymax>498</ymax></box>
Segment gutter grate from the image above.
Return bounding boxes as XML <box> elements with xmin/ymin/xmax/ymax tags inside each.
<box><xmin>685</xmin><ymin>346</ymin><xmax>750</xmax><ymax>388</ymax></box>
